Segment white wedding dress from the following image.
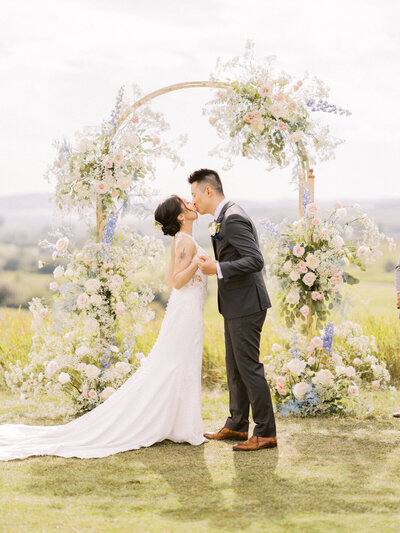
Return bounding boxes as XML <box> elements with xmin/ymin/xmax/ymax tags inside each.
<box><xmin>0</xmin><ymin>232</ymin><xmax>208</xmax><ymax>460</ymax></box>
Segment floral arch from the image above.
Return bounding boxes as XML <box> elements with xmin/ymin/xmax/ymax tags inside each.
<box><xmin>5</xmin><ymin>43</ymin><xmax>391</xmax><ymax>418</ymax></box>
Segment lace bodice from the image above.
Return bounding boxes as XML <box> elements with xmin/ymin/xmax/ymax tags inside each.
<box><xmin>174</xmin><ymin>232</ymin><xmax>208</xmax><ymax>294</ymax></box>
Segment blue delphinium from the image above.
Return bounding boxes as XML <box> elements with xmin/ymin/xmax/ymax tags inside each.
<box><xmin>301</xmin><ymin>186</ymin><xmax>312</xmax><ymax>214</ymax></box>
<box><xmin>108</xmin><ymin>86</ymin><xmax>125</xmax><ymax>137</ymax></box>
<box><xmin>122</xmin><ymin>334</ymin><xmax>136</xmax><ymax>360</ymax></box>
<box><xmin>289</xmin><ymin>333</ymin><xmax>302</xmax><ymax>359</ymax></box>
<box><xmin>322</xmin><ymin>322</ymin><xmax>334</xmax><ymax>354</ymax></box>
<box><xmin>306</xmin><ymin>99</ymin><xmax>351</xmax><ymax>116</ymax></box>
<box><xmin>260</xmin><ymin>219</ymin><xmax>281</xmax><ymax>240</ymax></box>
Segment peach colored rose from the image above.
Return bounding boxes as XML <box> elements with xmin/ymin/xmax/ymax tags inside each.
<box><xmin>312</xmin><ymin>217</ymin><xmax>321</xmax><ymax>226</ymax></box>
<box><xmin>278</xmin><ymin>121</ymin><xmax>287</xmax><ymax>131</ymax></box>
<box><xmin>297</xmin><ymin>261</ymin><xmax>308</xmax><ymax>274</ymax></box>
<box><xmin>209</xmin><ymin>117</ymin><xmax>217</xmax><ymax>126</ymax></box>
<box><xmin>300</xmin><ymin>305</ymin><xmax>310</xmax><ymax>316</ymax></box>
<box><xmin>347</xmin><ymin>385</ymin><xmax>359</xmax><ymax>397</ymax></box>
<box><xmin>49</xmin><ymin>282</ymin><xmax>59</xmax><ymax>291</ymax></box>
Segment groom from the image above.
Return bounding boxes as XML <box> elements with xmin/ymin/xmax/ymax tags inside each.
<box><xmin>189</xmin><ymin>169</ymin><xmax>277</xmax><ymax>451</ymax></box>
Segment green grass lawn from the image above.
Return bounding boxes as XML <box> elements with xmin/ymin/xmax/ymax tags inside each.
<box><xmin>1</xmin><ymin>389</ymin><xmax>400</xmax><ymax>533</ymax></box>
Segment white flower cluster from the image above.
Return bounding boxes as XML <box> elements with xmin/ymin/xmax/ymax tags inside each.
<box><xmin>261</xmin><ymin>202</ymin><xmax>391</xmax><ymax>329</ymax></box>
<box><xmin>264</xmin><ymin>321</ymin><xmax>391</xmax><ymax>417</ymax></box>
<box><xmin>5</xmin><ymin>228</ymin><xmax>164</xmax><ymax>415</ymax></box>
<box><xmin>45</xmin><ymin>85</ymin><xmax>185</xmax><ymax>222</ymax></box>
<box><xmin>203</xmin><ymin>41</ymin><xmax>349</xmax><ymax>175</ymax></box>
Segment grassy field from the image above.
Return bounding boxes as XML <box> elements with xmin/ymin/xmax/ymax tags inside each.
<box><xmin>1</xmin><ymin>389</ymin><xmax>400</xmax><ymax>533</ymax></box>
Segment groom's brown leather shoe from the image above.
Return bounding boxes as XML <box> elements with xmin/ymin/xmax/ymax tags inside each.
<box><xmin>393</xmin><ymin>412</ymin><xmax>400</xmax><ymax>418</ymax></box>
<box><xmin>233</xmin><ymin>435</ymin><xmax>277</xmax><ymax>451</ymax></box>
<box><xmin>203</xmin><ymin>427</ymin><xmax>248</xmax><ymax>441</ymax></box>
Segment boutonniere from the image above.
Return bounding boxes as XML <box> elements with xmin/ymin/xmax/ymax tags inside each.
<box><xmin>209</xmin><ymin>221</ymin><xmax>221</xmax><ymax>237</ymax></box>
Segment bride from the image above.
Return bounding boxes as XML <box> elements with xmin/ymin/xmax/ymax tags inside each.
<box><xmin>0</xmin><ymin>195</ymin><xmax>208</xmax><ymax>460</ymax></box>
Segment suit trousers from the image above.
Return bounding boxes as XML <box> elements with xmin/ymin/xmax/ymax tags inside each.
<box><xmin>223</xmin><ymin>309</ymin><xmax>276</xmax><ymax>438</ymax></box>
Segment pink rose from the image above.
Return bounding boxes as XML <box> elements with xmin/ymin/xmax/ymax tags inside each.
<box><xmin>276</xmin><ymin>375</ymin><xmax>285</xmax><ymax>386</ymax></box>
<box><xmin>104</xmin><ymin>160</ymin><xmax>113</xmax><ymax>169</ymax></box>
<box><xmin>297</xmin><ymin>261</ymin><xmax>308</xmax><ymax>274</ymax></box>
<box><xmin>209</xmin><ymin>117</ymin><xmax>217</xmax><ymax>126</ymax></box>
<box><xmin>297</xmin><ymin>81</ymin><xmax>303</xmax><ymax>87</ymax></box>
<box><xmin>278</xmin><ymin>121</ymin><xmax>287</xmax><ymax>131</ymax></box>
<box><xmin>334</xmin><ymin>201</ymin><xmax>342</xmax><ymax>209</ymax></box>
<box><xmin>115</xmin><ymin>302</ymin><xmax>126</xmax><ymax>316</ymax></box>
<box><xmin>303</xmin><ymin>272</ymin><xmax>316</xmax><ymax>287</ymax></box>
<box><xmin>353</xmin><ymin>358</ymin><xmax>362</xmax><ymax>366</ymax></box>
<box><xmin>274</xmin><ymin>92</ymin><xmax>284</xmax><ymax>102</ymax></box>
<box><xmin>300</xmin><ymin>305</ymin><xmax>310</xmax><ymax>316</ymax></box>
<box><xmin>258</xmin><ymin>84</ymin><xmax>273</xmax><ymax>97</ymax></box>
<box><xmin>347</xmin><ymin>385</ymin><xmax>359</xmax><ymax>397</ymax></box>
<box><xmin>305</xmin><ymin>203</ymin><xmax>318</xmax><ymax>217</ymax></box>
<box><xmin>244</xmin><ymin>110</ymin><xmax>261</xmax><ymax>124</ymax></box>
<box><xmin>372</xmin><ymin>380</ymin><xmax>380</xmax><ymax>389</ymax></box>
<box><xmin>49</xmin><ymin>282</ymin><xmax>59</xmax><ymax>291</ymax></box>
<box><xmin>270</xmin><ymin>102</ymin><xmax>284</xmax><ymax>119</ymax></box>
<box><xmin>217</xmin><ymin>90</ymin><xmax>225</xmax><ymax>98</ymax></box>
<box><xmin>152</xmin><ymin>136</ymin><xmax>160</xmax><ymax>146</ymax></box>
<box><xmin>288</xmin><ymin>100</ymin><xmax>297</xmax><ymax>111</ymax></box>
<box><xmin>308</xmin><ymin>357</ymin><xmax>315</xmax><ymax>366</ymax></box>
<box><xmin>312</xmin><ymin>291</ymin><xmax>324</xmax><ymax>301</ymax></box>
<box><xmin>293</xmin><ymin>244</ymin><xmax>305</xmax><ymax>257</ymax></box>
<box><xmin>276</xmin><ymin>384</ymin><xmax>286</xmax><ymax>395</ymax></box>
<box><xmin>82</xmin><ymin>385</ymin><xmax>89</xmax><ymax>399</ymax></box>
<box><xmin>53</xmin><ymin>160</ymin><xmax>62</xmax><ymax>168</ymax></box>
<box><xmin>89</xmin><ymin>389</ymin><xmax>97</xmax><ymax>399</ymax></box>
<box><xmin>131</xmin><ymin>114</ymin><xmax>139</xmax><ymax>124</ymax></box>
<box><xmin>312</xmin><ymin>217</ymin><xmax>321</xmax><ymax>226</ymax></box>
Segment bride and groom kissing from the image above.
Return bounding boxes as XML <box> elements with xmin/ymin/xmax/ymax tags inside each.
<box><xmin>0</xmin><ymin>169</ymin><xmax>277</xmax><ymax>461</ymax></box>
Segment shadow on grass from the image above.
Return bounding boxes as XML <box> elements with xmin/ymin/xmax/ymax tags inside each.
<box><xmin>6</xmin><ymin>419</ymin><xmax>400</xmax><ymax>531</ymax></box>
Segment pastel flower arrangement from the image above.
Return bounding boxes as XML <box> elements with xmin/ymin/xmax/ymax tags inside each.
<box><xmin>264</xmin><ymin>321</ymin><xmax>391</xmax><ymax>416</ymax></box>
<box><xmin>261</xmin><ymin>200</ymin><xmax>392</xmax><ymax>332</ymax></box>
<box><xmin>5</xmin><ymin>225</ymin><xmax>164</xmax><ymax>415</ymax></box>
<box><xmin>203</xmin><ymin>41</ymin><xmax>350</xmax><ymax>178</ymax></box>
<box><xmin>45</xmin><ymin>85</ymin><xmax>185</xmax><ymax>223</ymax></box>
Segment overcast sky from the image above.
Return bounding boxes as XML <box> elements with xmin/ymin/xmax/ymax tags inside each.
<box><xmin>1</xmin><ymin>0</ymin><xmax>400</xmax><ymax>206</ymax></box>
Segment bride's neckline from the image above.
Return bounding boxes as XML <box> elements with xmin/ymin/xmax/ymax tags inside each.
<box><xmin>176</xmin><ymin>231</ymin><xmax>194</xmax><ymax>238</ymax></box>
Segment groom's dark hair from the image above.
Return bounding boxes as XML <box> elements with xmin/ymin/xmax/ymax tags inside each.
<box><xmin>188</xmin><ymin>168</ymin><xmax>224</xmax><ymax>195</ymax></box>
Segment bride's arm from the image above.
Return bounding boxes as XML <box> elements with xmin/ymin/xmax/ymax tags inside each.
<box><xmin>164</xmin><ymin>243</ymin><xmax>175</xmax><ymax>287</ymax></box>
<box><xmin>171</xmin><ymin>238</ymin><xmax>198</xmax><ymax>290</ymax></box>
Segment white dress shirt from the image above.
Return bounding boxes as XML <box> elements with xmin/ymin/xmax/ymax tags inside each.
<box><xmin>214</xmin><ymin>198</ymin><xmax>229</xmax><ymax>279</ymax></box>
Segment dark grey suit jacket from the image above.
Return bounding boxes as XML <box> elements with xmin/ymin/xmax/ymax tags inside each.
<box><xmin>212</xmin><ymin>201</ymin><xmax>271</xmax><ymax>319</ymax></box>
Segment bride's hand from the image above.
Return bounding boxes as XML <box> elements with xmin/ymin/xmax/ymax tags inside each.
<box><xmin>198</xmin><ymin>255</ymin><xmax>218</xmax><ymax>276</ymax></box>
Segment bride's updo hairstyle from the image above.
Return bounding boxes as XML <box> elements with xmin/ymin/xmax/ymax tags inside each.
<box><xmin>154</xmin><ymin>195</ymin><xmax>184</xmax><ymax>236</ymax></box>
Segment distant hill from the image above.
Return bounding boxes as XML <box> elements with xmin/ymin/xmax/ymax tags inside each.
<box><xmin>0</xmin><ymin>193</ymin><xmax>399</xmax><ymax>247</ymax></box>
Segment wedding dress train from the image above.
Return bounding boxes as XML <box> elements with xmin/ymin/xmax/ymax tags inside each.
<box><xmin>0</xmin><ymin>232</ymin><xmax>207</xmax><ymax>460</ymax></box>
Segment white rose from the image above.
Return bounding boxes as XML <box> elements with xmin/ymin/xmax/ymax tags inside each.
<box><xmin>45</xmin><ymin>360</ymin><xmax>59</xmax><ymax>378</ymax></box>
<box><xmin>84</xmin><ymin>317</ymin><xmax>99</xmax><ymax>335</ymax></box>
<box><xmin>290</xmin><ymin>270</ymin><xmax>301</xmax><ymax>281</ymax></box>
<box><xmin>292</xmin><ymin>382</ymin><xmax>311</xmax><ymax>401</ymax></box>
<box><xmin>310</xmin><ymin>337</ymin><xmax>323</xmax><ymax>350</ymax></box>
<box><xmin>330</xmin><ymin>235</ymin><xmax>344</xmax><ymax>249</ymax></box>
<box><xmin>77</xmin><ymin>293</ymin><xmax>90</xmax><ymax>309</ymax></box>
<box><xmin>85</xmin><ymin>364</ymin><xmax>101</xmax><ymax>380</ymax></box>
<box><xmin>64</xmin><ymin>268</ymin><xmax>75</xmax><ymax>278</ymax></box>
<box><xmin>100</xmin><ymin>386</ymin><xmax>116</xmax><ymax>401</ymax></box>
<box><xmin>287</xmin><ymin>358</ymin><xmax>307</xmax><ymax>376</ymax></box>
<box><xmin>53</xmin><ymin>266</ymin><xmax>64</xmax><ymax>279</ymax></box>
<box><xmin>75</xmin><ymin>345</ymin><xmax>90</xmax><ymax>357</ymax></box>
<box><xmin>128</xmin><ymin>292</ymin><xmax>139</xmax><ymax>304</ymax></box>
<box><xmin>335</xmin><ymin>365</ymin><xmax>346</xmax><ymax>376</ymax></box>
<box><xmin>272</xmin><ymin>343</ymin><xmax>283</xmax><ymax>352</ymax></box>
<box><xmin>303</xmin><ymin>272</ymin><xmax>316</xmax><ymax>287</ymax></box>
<box><xmin>332</xmin><ymin>353</ymin><xmax>343</xmax><ymax>366</ymax></box>
<box><xmin>305</xmin><ymin>254</ymin><xmax>320</xmax><ymax>270</ymax></box>
<box><xmin>283</xmin><ymin>260</ymin><xmax>292</xmax><ymax>273</ymax></box>
<box><xmin>336</xmin><ymin>207</ymin><xmax>347</xmax><ymax>218</ymax></box>
<box><xmin>115</xmin><ymin>361</ymin><xmax>131</xmax><ymax>375</ymax></box>
<box><xmin>90</xmin><ymin>294</ymin><xmax>103</xmax><ymax>306</ymax></box>
<box><xmin>345</xmin><ymin>366</ymin><xmax>356</xmax><ymax>378</ymax></box>
<box><xmin>286</xmin><ymin>289</ymin><xmax>300</xmax><ymax>305</ymax></box>
<box><xmin>63</xmin><ymin>331</ymin><xmax>75</xmax><ymax>342</ymax></box>
<box><xmin>85</xmin><ymin>278</ymin><xmax>101</xmax><ymax>293</ymax></box>
<box><xmin>111</xmin><ymin>274</ymin><xmax>124</xmax><ymax>287</ymax></box>
<box><xmin>58</xmin><ymin>372</ymin><xmax>71</xmax><ymax>384</ymax></box>
<box><xmin>347</xmin><ymin>384</ymin><xmax>359</xmax><ymax>397</ymax></box>
<box><xmin>55</xmin><ymin>237</ymin><xmax>69</xmax><ymax>252</ymax></box>
<box><xmin>313</xmin><ymin>369</ymin><xmax>334</xmax><ymax>387</ymax></box>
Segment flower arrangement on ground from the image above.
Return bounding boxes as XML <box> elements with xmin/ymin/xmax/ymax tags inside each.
<box><xmin>264</xmin><ymin>321</ymin><xmax>391</xmax><ymax>416</ymax></box>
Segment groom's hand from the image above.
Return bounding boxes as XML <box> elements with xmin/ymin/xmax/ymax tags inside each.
<box><xmin>198</xmin><ymin>255</ymin><xmax>218</xmax><ymax>276</ymax></box>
